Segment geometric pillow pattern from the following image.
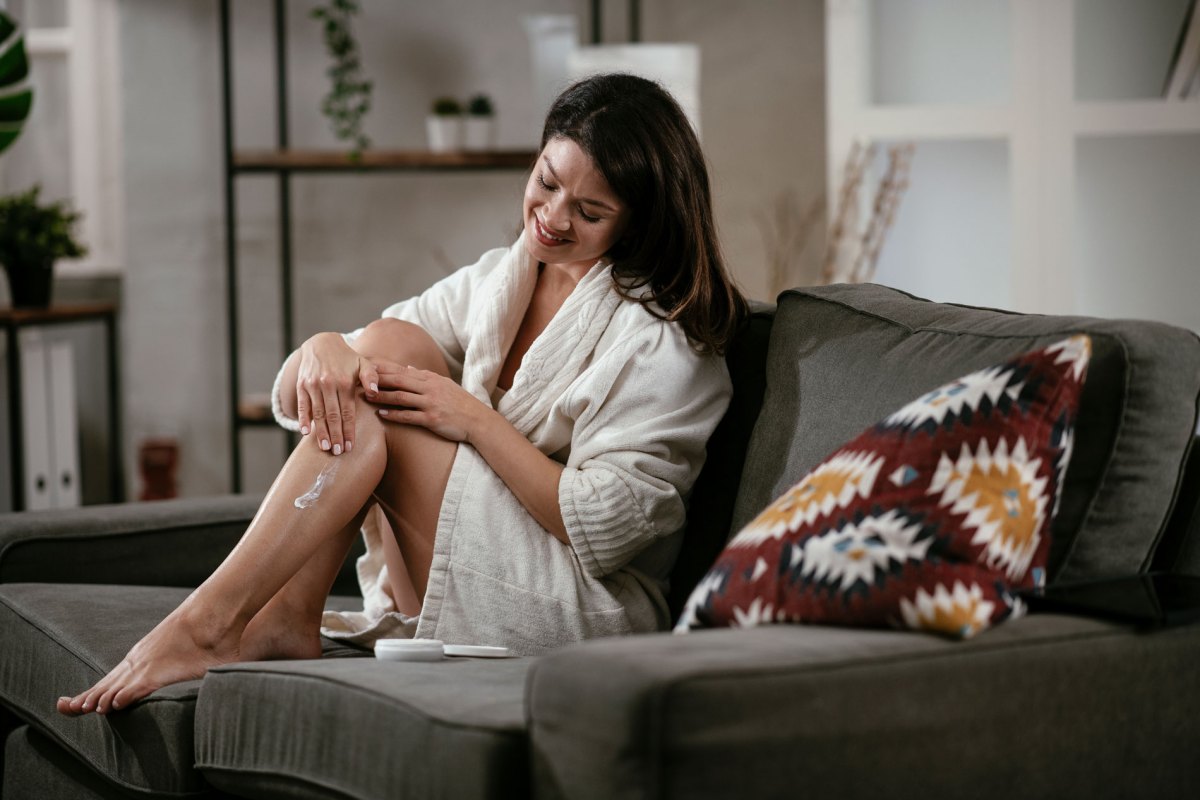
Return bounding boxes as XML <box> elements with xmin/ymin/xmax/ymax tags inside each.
<box><xmin>676</xmin><ymin>335</ymin><xmax>1092</xmax><ymax>639</ymax></box>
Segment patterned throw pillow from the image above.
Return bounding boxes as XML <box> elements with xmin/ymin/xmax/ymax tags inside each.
<box><xmin>676</xmin><ymin>335</ymin><xmax>1092</xmax><ymax>639</ymax></box>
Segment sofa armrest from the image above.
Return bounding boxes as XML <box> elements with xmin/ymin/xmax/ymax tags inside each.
<box><xmin>0</xmin><ymin>495</ymin><xmax>262</xmax><ymax>588</ymax></box>
<box><xmin>527</xmin><ymin>618</ymin><xmax>1200</xmax><ymax>800</ymax></box>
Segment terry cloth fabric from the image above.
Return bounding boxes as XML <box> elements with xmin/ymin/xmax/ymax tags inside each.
<box><xmin>274</xmin><ymin>235</ymin><xmax>732</xmax><ymax>655</ymax></box>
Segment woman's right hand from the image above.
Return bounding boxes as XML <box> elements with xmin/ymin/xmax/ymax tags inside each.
<box><xmin>294</xmin><ymin>332</ymin><xmax>380</xmax><ymax>454</ymax></box>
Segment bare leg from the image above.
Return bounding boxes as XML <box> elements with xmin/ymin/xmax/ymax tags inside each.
<box><xmin>57</xmin><ymin>320</ymin><xmax>456</xmax><ymax>716</ymax></box>
<box><xmin>235</xmin><ymin>320</ymin><xmax>454</xmax><ymax>657</ymax></box>
<box><xmin>237</xmin><ymin>506</ymin><xmax>368</xmax><ymax>662</ymax></box>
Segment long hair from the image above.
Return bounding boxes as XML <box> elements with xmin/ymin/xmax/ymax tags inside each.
<box><xmin>540</xmin><ymin>73</ymin><xmax>747</xmax><ymax>355</ymax></box>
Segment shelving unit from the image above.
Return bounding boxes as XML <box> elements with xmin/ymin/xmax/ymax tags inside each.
<box><xmin>826</xmin><ymin>0</ymin><xmax>1200</xmax><ymax>326</ymax></box>
<box><xmin>216</xmin><ymin>0</ymin><xmax>536</xmax><ymax>490</ymax></box>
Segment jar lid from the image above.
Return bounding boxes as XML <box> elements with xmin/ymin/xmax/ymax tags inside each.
<box><xmin>374</xmin><ymin>638</ymin><xmax>445</xmax><ymax>662</ymax></box>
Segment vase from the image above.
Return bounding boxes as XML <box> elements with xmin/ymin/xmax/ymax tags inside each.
<box><xmin>3</xmin><ymin>261</ymin><xmax>54</xmax><ymax>308</ymax></box>
<box><xmin>522</xmin><ymin>15</ymin><xmax>579</xmax><ymax>134</ymax></box>
<box><xmin>463</xmin><ymin>116</ymin><xmax>496</xmax><ymax>151</ymax></box>
<box><xmin>426</xmin><ymin>115</ymin><xmax>463</xmax><ymax>153</ymax></box>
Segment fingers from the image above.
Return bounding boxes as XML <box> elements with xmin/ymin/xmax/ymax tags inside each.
<box><xmin>300</xmin><ymin>374</ymin><xmax>357</xmax><ymax>455</ymax></box>
<box><xmin>369</xmin><ymin>389</ymin><xmax>423</xmax><ymax>407</ymax></box>
<box><xmin>376</xmin><ymin>409</ymin><xmax>423</xmax><ymax>425</ymax></box>
<box><xmin>319</xmin><ymin>379</ymin><xmax>345</xmax><ymax>454</ymax></box>
<box><xmin>360</xmin><ymin>360</ymin><xmax>381</xmax><ymax>399</ymax></box>
<box><xmin>295</xmin><ymin>388</ymin><xmax>312</xmax><ymax>436</ymax></box>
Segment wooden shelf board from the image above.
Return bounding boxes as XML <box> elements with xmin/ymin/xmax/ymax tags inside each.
<box><xmin>0</xmin><ymin>303</ymin><xmax>117</xmax><ymax>325</ymax></box>
<box><xmin>237</xmin><ymin>394</ymin><xmax>275</xmax><ymax>425</ymax></box>
<box><xmin>233</xmin><ymin>148</ymin><xmax>537</xmax><ymax>172</ymax></box>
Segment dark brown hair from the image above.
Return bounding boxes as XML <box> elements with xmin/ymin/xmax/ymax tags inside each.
<box><xmin>540</xmin><ymin>73</ymin><xmax>747</xmax><ymax>354</ymax></box>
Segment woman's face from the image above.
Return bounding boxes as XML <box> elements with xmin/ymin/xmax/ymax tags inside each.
<box><xmin>523</xmin><ymin>137</ymin><xmax>631</xmax><ymax>274</ymax></box>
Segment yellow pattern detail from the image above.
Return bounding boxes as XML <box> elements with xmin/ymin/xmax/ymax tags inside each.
<box><xmin>955</xmin><ymin>462</ymin><xmax>1038</xmax><ymax>555</ymax></box>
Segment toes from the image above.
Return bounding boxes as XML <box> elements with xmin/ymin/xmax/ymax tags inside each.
<box><xmin>111</xmin><ymin>684</ymin><xmax>141</xmax><ymax>711</ymax></box>
<box><xmin>79</xmin><ymin>690</ymin><xmax>100</xmax><ymax>714</ymax></box>
<box><xmin>95</xmin><ymin>685</ymin><xmax>122</xmax><ymax>715</ymax></box>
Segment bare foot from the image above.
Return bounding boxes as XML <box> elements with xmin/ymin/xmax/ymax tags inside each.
<box><xmin>56</xmin><ymin>604</ymin><xmax>242</xmax><ymax>716</ymax></box>
<box><xmin>238</xmin><ymin>606</ymin><xmax>323</xmax><ymax>662</ymax></box>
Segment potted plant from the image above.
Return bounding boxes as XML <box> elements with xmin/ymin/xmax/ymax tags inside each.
<box><xmin>310</xmin><ymin>0</ymin><xmax>372</xmax><ymax>160</ymax></box>
<box><xmin>0</xmin><ymin>186</ymin><xmax>87</xmax><ymax>308</ymax></box>
<box><xmin>463</xmin><ymin>93</ymin><xmax>496</xmax><ymax>152</ymax></box>
<box><xmin>426</xmin><ymin>96</ymin><xmax>462</xmax><ymax>153</ymax></box>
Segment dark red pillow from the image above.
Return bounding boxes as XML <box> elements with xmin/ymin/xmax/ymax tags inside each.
<box><xmin>676</xmin><ymin>335</ymin><xmax>1092</xmax><ymax>638</ymax></box>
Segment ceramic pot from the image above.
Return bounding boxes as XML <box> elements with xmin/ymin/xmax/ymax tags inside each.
<box><xmin>3</xmin><ymin>261</ymin><xmax>53</xmax><ymax>308</ymax></box>
<box><xmin>426</xmin><ymin>115</ymin><xmax>463</xmax><ymax>153</ymax></box>
<box><xmin>463</xmin><ymin>116</ymin><xmax>496</xmax><ymax>151</ymax></box>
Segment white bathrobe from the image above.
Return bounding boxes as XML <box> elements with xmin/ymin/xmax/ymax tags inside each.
<box><xmin>271</xmin><ymin>235</ymin><xmax>732</xmax><ymax>655</ymax></box>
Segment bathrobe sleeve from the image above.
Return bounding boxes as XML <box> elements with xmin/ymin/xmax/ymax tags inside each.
<box><xmin>557</xmin><ymin>322</ymin><xmax>732</xmax><ymax>579</ymax></box>
<box><xmin>270</xmin><ymin>247</ymin><xmax>508</xmax><ymax>430</ymax></box>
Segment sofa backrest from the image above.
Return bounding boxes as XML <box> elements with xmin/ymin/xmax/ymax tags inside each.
<box><xmin>730</xmin><ymin>283</ymin><xmax>1200</xmax><ymax>584</ymax></box>
<box><xmin>667</xmin><ymin>303</ymin><xmax>775</xmax><ymax>621</ymax></box>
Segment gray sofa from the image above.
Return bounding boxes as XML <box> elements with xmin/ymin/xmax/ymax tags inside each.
<box><xmin>3</xmin><ymin>283</ymin><xmax>1199</xmax><ymax>799</ymax></box>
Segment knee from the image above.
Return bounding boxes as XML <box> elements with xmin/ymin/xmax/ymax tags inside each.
<box><xmin>355</xmin><ymin>319</ymin><xmax>447</xmax><ymax>374</ymax></box>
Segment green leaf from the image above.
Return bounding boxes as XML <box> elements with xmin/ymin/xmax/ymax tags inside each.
<box><xmin>0</xmin><ymin>86</ymin><xmax>32</xmax><ymax>123</ymax></box>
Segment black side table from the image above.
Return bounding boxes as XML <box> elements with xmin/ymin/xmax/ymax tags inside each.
<box><xmin>1</xmin><ymin>304</ymin><xmax>123</xmax><ymax>511</ymax></box>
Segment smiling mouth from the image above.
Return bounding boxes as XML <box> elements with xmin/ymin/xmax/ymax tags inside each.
<box><xmin>534</xmin><ymin>217</ymin><xmax>569</xmax><ymax>246</ymax></box>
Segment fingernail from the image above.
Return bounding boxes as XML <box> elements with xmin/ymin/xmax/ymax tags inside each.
<box><xmin>378</xmin><ymin>409</ymin><xmax>389</xmax><ymax>416</ymax></box>
<box><xmin>369</xmin><ymin>383</ymin><xmax>378</xmax><ymax>393</ymax></box>
<box><xmin>82</xmin><ymin>703</ymin><xmax>90</xmax><ymax>710</ymax></box>
<box><xmin>112</xmin><ymin>701</ymin><xmax>121</xmax><ymax>709</ymax></box>
<box><xmin>301</xmin><ymin>425</ymin><xmax>310</xmax><ymax>435</ymax></box>
<box><xmin>321</xmin><ymin>439</ymin><xmax>330</xmax><ymax>451</ymax></box>
<box><xmin>346</xmin><ymin>441</ymin><xmax>353</xmax><ymax>453</ymax></box>
<box><xmin>333</xmin><ymin>443</ymin><xmax>342</xmax><ymax>456</ymax></box>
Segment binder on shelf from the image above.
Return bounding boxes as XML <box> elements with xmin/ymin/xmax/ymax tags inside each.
<box><xmin>1164</xmin><ymin>0</ymin><xmax>1200</xmax><ymax>100</ymax></box>
<box><xmin>18</xmin><ymin>329</ymin><xmax>54</xmax><ymax>511</ymax></box>
<box><xmin>48</xmin><ymin>338</ymin><xmax>81</xmax><ymax>507</ymax></box>
<box><xmin>16</xmin><ymin>328</ymin><xmax>81</xmax><ymax>510</ymax></box>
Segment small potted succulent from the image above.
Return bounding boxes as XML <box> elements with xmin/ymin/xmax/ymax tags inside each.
<box><xmin>463</xmin><ymin>93</ymin><xmax>496</xmax><ymax>152</ymax></box>
<box><xmin>426</xmin><ymin>96</ymin><xmax>463</xmax><ymax>153</ymax></box>
<box><xmin>0</xmin><ymin>186</ymin><xmax>87</xmax><ymax>308</ymax></box>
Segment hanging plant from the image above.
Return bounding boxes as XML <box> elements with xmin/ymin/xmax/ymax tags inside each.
<box><xmin>310</xmin><ymin>0</ymin><xmax>372</xmax><ymax>159</ymax></box>
<box><xmin>0</xmin><ymin>9</ymin><xmax>35</xmax><ymax>156</ymax></box>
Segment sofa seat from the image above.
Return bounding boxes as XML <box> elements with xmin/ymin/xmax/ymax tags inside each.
<box><xmin>0</xmin><ymin>582</ymin><xmax>367</xmax><ymax>797</ymax></box>
<box><xmin>528</xmin><ymin>615</ymin><xmax>1200</xmax><ymax>799</ymax></box>
<box><xmin>194</xmin><ymin>655</ymin><xmax>533</xmax><ymax>800</ymax></box>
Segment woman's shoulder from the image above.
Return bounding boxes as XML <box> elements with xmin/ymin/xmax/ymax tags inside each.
<box><xmin>603</xmin><ymin>292</ymin><xmax>724</xmax><ymax>373</ymax></box>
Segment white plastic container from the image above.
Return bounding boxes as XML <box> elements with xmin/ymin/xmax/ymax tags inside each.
<box><xmin>375</xmin><ymin>638</ymin><xmax>445</xmax><ymax>662</ymax></box>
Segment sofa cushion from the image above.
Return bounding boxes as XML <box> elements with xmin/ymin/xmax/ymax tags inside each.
<box><xmin>679</xmin><ymin>336</ymin><xmax>1091</xmax><ymax>638</ymax></box>
<box><xmin>528</xmin><ymin>618</ymin><xmax>1200</xmax><ymax>800</ymax></box>
<box><xmin>0</xmin><ymin>582</ymin><xmax>365</xmax><ymax>797</ymax></box>
<box><xmin>735</xmin><ymin>284</ymin><xmax>1200</xmax><ymax>583</ymax></box>
<box><xmin>194</xmin><ymin>657</ymin><xmax>532</xmax><ymax>800</ymax></box>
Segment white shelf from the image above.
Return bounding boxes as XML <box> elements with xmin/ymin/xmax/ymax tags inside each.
<box><xmin>827</xmin><ymin>0</ymin><xmax>1200</xmax><ymax>329</ymax></box>
<box><xmin>1072</xmin><ymin>100</ymin><xmax>1200</xmax><ymax>136</ymax></box>
<box><xmin>857</xmin><ymin>106</ymin><xmax>1012</xmax><ymax>141</ymax></box>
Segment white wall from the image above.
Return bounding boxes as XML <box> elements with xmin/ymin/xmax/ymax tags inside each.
<box><xmin>118</xmin><ymin>0</ymin><xmax>826</xmax><ymax>497</ymax></box>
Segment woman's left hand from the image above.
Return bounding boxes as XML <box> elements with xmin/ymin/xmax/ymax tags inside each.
<box><xmin>369</xmin><ymin>361</ymin><xmax>488</xmax><ymax>443</ymax></box>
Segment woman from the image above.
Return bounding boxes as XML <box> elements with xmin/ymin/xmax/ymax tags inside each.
<box><xmin>59</xmin><ymin>73</ymin><xmax>747</xmax><ymax>716</ymax></box>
